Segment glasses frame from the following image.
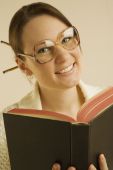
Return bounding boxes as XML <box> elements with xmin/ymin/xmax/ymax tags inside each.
<box><xmin>17</xmin><ymin>26</ymin><xmax>80</xmax><ymax>64</ymax></box>
<box><xmin>1</xmin><ymin>26</ymin><xmax>80</xmax><ymax>73</ymax></box>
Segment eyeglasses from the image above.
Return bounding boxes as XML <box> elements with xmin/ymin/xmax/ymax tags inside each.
<box><xmin>1</xmin><ymin>26</ymin><xmax>80</xmax><ymax>73</ymax></box>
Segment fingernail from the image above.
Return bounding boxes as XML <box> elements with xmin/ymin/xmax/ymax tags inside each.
<box><xmin>89</xmin><ymin>164</ymin><xmax>96</xmax><ymax>170</ymax></box>
<box><xmin>52</xmin><ymin>163</ymin><xmax>61</xmax><ymax>170</ymax></box>
<box><xmin>99</xmin><ymin>154</ymin><xmax>105</xmax><ymax>161</ymax></box>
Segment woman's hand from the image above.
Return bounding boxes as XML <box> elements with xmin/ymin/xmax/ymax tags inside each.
<box><xmin>52</xmin><ymin>154</ymin><xmax>108</xmax><ymax>170</ymax></box>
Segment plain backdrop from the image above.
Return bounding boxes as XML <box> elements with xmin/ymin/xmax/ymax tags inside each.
<box><xmin>0</xmin><ymin>0</ymin><xmax>113</xmax><ymax>110</ymax></box>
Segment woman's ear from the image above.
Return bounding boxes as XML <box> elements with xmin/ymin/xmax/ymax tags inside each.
<box><xmin>15</xmin><ymin>57</ymin><xmax>33</xmax><ymax>76</ymax></box>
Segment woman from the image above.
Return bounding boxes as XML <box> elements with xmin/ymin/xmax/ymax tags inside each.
<box><xmin>0</xmin><ymin>2</ymin><xmax>109</xmax><ymax>170</ymax></box>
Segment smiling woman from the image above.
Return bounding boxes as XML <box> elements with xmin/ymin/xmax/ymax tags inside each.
<box><xmin>0</xmin><ymin>2</ymin><xmax>109</xmax><ymax>170</ymax></box>
<box><xmin>19</xmin><ymin>18</ymin><xmax>81</xmax><ymax>89</ymax></box>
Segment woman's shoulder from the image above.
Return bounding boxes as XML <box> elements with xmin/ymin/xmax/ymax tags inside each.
<box><xmin>1</xmin><ymin>90</ymin><xmax>35</xmax><ymax>113</ymax></box>
<box><xmin>1</xmin><ymin>84</ymin><xmax>42</xmax><ymax>113</ymax></box>
<box><xmin>79</xmin><ymin>80</ymin><xmax>107</xmax><ymax>101</ymax></box>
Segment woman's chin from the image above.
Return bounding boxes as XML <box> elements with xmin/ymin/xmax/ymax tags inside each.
<box><xmin>55</xmin><ymin>66</ymin><xmax>81</xmax><ymax>88</ymax></box>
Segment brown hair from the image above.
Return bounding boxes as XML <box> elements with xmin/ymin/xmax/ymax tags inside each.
<box><xmin>9</xmin><ymin>2</ymin><xmax>73</xmax><ymax>55</ymax></box>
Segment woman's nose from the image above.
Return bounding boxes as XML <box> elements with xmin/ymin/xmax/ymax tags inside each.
<box><xmin>53</xmin><ymin>46</ymin><xmax>72</xmax><ymax>65</ymax></box>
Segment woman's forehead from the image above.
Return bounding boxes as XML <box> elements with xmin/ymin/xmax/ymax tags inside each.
<box><xmin>22</xmin><ymin>14</ymin><xmax>68</xmax><ymax>44</ymax></box>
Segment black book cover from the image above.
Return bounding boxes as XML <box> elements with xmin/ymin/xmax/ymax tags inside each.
<box><xmin>71</xmin><ymin>104</ymin><xmax>113</xmax><ymax>170</ymax></box>
<box><xmin>3</xmin><ymin>104</ymin><xmax>113</xmax><ymax>170</ymax></box>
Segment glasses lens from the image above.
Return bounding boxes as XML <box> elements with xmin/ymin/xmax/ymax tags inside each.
<box><xmin>60</xmin><ymin>27</ymin><xmax>79</xmax><ymax>50</ymax></box>
<box><xmin>34</xmin><ymin>27</ymin><xmax>80</xmax><ymax>64</ymax></box>
<box><xmin>34</xmin><ymin>40</ymin><xmax>54</xmax><ymax>63</ymax></box>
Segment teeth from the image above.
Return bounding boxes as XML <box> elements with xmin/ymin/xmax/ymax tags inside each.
<box><xmin>58</xmin><ymin>64</ymin><xmax>73</xmax><ymax>74</ymax></box>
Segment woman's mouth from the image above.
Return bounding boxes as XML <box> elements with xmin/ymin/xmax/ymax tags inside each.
<box><xmin>56</xmin><ymin>63</ymin><xmax>76</xmax><ymax>74</ymax></box>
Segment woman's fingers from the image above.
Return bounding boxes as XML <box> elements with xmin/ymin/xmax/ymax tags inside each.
<box><xmin>52</xmin><ymin>154</ymin><xmax>109</xmax><ymax>170</ymax></box>
<box><xmin>88</xmin><ymin>164</ymin><xmax>97</xmax><ymax>170</ymax></box>
<box><xmin>99</xmin><ymin>154</ymin><xmax>109</xmax><ymax>170</ymax></box>
<box><xmin>52</xmin><ymin>163</ymin><xmax>76</xmax><ymax>170</ymax></box>
<box><xmin>88</xmin><ymin>154</ymin><xmax>109</xmax><ymax>170</ymax></box>
<box><xmin>67</xmin><ymin>166</ymin><xmax>76</xmax><ymax>170</ymax></box>
<box><xmin>52</xmin><ymin>163</ymin><xmax>61</xmax><ymax>170</ymax></box>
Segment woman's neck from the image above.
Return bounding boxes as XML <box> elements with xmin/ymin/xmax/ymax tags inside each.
<box><xmin>39</xmin><ymin>85</ymin><xmax>85</xmax><ymax>119</ymax></box>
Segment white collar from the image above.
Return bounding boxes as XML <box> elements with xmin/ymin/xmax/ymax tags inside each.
<box><xmin>4</xmin><ymin>80</ymin><xmax>103</xmax><ymax>112</ymax></box>
<box><xmin>24</xmin><ymin>80</ymin><xmax>102</xmax><ymax>110</ymax></box>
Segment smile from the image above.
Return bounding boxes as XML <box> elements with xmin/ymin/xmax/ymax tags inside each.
<box><xmin>56</xmin><ymin>63</ymin><xmax>75</xmax><ymax>74</ymax></box>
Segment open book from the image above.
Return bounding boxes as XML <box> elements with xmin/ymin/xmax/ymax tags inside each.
<box><xmin>3</xmin><ymin>87</ymin><xmax>113</xmax><ymax>170</ymax></box>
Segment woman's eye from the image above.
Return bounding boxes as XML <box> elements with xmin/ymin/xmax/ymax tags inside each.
<box><xmin>62</xmin><ymin>37</ymin><xmax>72</xmax><ymax>44</ymax></box>
<box><xmin>37</xmin><ymin>47</ymin><xmax>49</xmax><ymax>54</ymax></box>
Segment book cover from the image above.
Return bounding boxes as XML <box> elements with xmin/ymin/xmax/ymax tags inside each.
<box><xmin>3</xmin><ymin>87</ymin><xmax>113</xmax><ymax>170</ymax></box>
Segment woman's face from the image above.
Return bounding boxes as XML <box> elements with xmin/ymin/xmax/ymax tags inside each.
<box><xmin>21</xmin><ymin>14</ymin><xmax>82</xmax><ymax>90</ymax></box>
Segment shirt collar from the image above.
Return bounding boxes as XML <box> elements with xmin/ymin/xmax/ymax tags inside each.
<box><xmin>32</xmin><ymin>80</ymin><xmax>90</xmax><ymax>110</ymax></box>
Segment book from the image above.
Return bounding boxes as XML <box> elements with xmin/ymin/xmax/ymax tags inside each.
<box><xmin>3</xmin><ymin>87</ymin><xmax>113</xmax><ymax>170</ymax></box>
